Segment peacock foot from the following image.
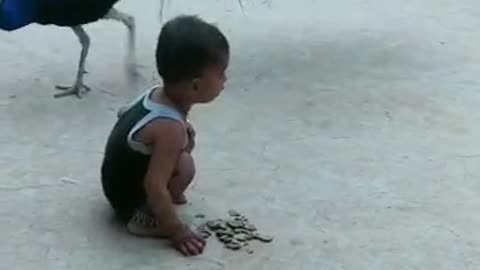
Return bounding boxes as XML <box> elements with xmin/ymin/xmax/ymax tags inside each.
<box><xmin>54</xmin><ymin>80</ymin><xmax>91</xmax><ymax>99</ymax></box>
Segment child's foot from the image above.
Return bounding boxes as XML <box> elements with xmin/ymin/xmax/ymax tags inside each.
<box><xmin>172</xmin><ymin>194</ymin><xmax>188</xmax><ymax>205</ymax></box>
<box><xmin>126</xmin><ymin>207</ymin><xmax>168</xmax><ymax>238</ymax></box>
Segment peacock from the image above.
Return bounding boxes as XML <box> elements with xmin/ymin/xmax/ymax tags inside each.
<box><xmin>0</xmin><ymin>0</ymin><xmax>137</xmax><ymax>98</ymax></box>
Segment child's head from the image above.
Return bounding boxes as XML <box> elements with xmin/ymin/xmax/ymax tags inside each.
<box><xmin>155</xmin><ymin>15</ymin><xmax>230</xmax><ymax>104</ymax></box>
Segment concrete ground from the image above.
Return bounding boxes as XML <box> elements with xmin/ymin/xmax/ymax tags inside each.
<box><xmin>1</xmin><ymin>0</ymin><xmax>480</xmax><ymax>269</ymax></box>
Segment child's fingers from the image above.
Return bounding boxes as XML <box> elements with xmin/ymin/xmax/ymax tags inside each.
<box><xmin>185</xmin><ymin>241</ymin><xmax>202</xmax><ymax>255</ymax></box>
<box><xmin>175</xmin><ymin>240</ymin><xmax>203</xmax><ymax>256</ymax></box>
<box><xmin>187</xmin><ymin>128</ymin><xmax>195</xmax><ymax>138</ymax></box>
<box><xmin>191</xmin><ymin>237</ymin><xmax>205</xmax><ymax>249</ymax></box>
<box><xmin>173</xmin><ymin>228</ymin><xmax>205</xmax><ymax>256</ymax></box>
<box><xmin>178</xmin><ymin>244</ymin><xmax>190</xmax><ymax>256</ymax></box>
<box><xmin>194</xmin><ymin>234</ymin><xmax>206</xmax><ymax>245</ymax></box>
<box><xmin>186</xmin><ymin>122</ymin><xmax>196</xmax><ymax>137</ymax></box>
<box><xmin>197</xmin><ymin>238</ymin><xmax>206</xmax><ymax>245</ymax></box>
<box><xmin>185</xmin><ymin>234</ymin><xmax>206</xmax><ymax>255</ymax></box>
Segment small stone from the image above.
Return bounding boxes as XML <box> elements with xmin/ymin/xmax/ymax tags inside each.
<box><xmin>253</xmin><ymin>233</ymin><xmax>274</xmax><ymax>243</ymax></box>
<box><xmin>234</xmin><ymin>216</ymin><xmax>248</xmax><ymax>222</ymax></box>
<box><xmin>243</xmin><ymin>223</ymin><xmax>257</xmax><ymax>231</ymax></box>
<box><xmin>228</xmin><ymin>210</ymin><xmax>241</xmax><ymax>217</ymax></box>
<box><xmin>216</xmin><ymin>229</ymin><xmax>234</xmax><ymax>237</ymax></box>
<box><xmin>218</xmin><ymin>235</ymin><xmax>232</xmax><ymax>243</ymax></box>
<box><xmin>199</xmin><ymin>231</ymin><xmax>212</xmax><ymax>239</ymax></box>
<box><xmin>218</xmin><ymin>222</ymin><xmax>228</xmax><ymax>230</ymax></box>
<box><xmin>233</xmin><ymin>233</ymin><xmax>250</xmax><ymax>242</ymax></box>
<box><xmin>195</xmin><ymin>213</ymin><xmax>206</xmax><ymax>219</ymax></box>
<box><xmin>207</xmin><ymin>219</ymin><xmax>226</xmax><ymax>231</ymax></box>
<box><xmin>225</xmin><ymin>241</ymin><xmax>242</xmax><ymax>250</ymax></box>
<box><xmin>233</xmin><ymin>228</ymin><xmax>249</xmax><ymax>234</ymax></box>
<box><xmin>244</xmin><ymin>233</ymin><xmax>255</xmax><ymax>241</ymax></box>
<box><xmin>227</xmin><ymin>220</ymin><xmax>243</xmax><ymax>229</ymax></box>
<box><xmin>206</xmin><ymin>220</ymin><xmax>218</xmax><ymax>229</ymax></box>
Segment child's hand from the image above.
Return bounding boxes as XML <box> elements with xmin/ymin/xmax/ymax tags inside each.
<box><xmin>171</xmin><ymin>225</ymin><xmax>206</xmax><ymax>256</ymax></box>
<box><xmin>185</xmin><ymin>121</ymin><xmax>196</xmax><ymax>153</ymax></box>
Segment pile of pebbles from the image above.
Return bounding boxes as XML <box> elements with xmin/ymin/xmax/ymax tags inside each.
<box><xmin>195</xmin><ymin>210</ymin><xmax>273</xmax><ymax>253</ymax></box>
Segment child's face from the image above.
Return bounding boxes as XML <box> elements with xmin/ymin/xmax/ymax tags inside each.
<box><xmin>193</xmin><ymin>58</ymin><xmax>229</xmax><ymax>103</ymax></box>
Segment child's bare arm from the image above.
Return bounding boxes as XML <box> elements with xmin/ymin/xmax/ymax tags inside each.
<box><xmin>142</xmin><ymin>120</ymin><xmax>205</xmax><ymax>256</ymax></box>
<box><xmin>144</xmin><ymin>121</ymin><xmax>182</xmax><ymax>231</ymax></box>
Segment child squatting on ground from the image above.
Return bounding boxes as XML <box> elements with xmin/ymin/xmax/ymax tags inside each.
<box><xmin>100</xmin><ymin>15</ymin><xmax>229</xmax><ymax>256</ymax></box>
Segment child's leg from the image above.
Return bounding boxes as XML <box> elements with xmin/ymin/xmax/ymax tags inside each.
<box><xmin>168</xmin><ymin>152</ymin><xmax>195</xmax><ymax>204</ymax></box>
<box><xmin>127</xmin><ymin>205</ymin><xmax>169</xmax><ymax>237</ymax></box>
<box><xmin>126</xmin><ymin>152</ymin><xmax>195</xmax><ymax>237</ymax></box>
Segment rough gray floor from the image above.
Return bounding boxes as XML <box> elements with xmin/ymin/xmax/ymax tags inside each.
<box><xmin>1</xmin><ymin>0</ymin><xmax>480</xmax><ymax>269</ymax></box>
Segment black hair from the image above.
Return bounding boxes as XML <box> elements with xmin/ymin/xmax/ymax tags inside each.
<box><xmin>155</xmin><ymin>15</ymin><xmax>230</xmax><ymax>84</ymax></box>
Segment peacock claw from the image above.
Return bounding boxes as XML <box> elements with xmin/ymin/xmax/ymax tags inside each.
<box><xmin>54</xmin><ymin>82</ymin><xmax>91</xmax><ymax>99</ymax></box>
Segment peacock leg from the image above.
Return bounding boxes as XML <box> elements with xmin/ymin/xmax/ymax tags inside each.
<box><xmin>55</xmin><ymin>25</ymin><xmax>91</xmax><ymax>98</ymax></box>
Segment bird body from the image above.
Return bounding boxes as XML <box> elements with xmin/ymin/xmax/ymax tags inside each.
<box><xmin>0</xmin><ymin>0</ymin><xmax>120</xmax><ymax>30</ymax></box>
<box><xmin>0</xmin><ymin>0</ymin><xmax>41</xmax><ymax>31</ymax></box>
<box><xmin>0</xmin><ymin>0</ymin><xmax>136</xmax><ymax>98</ymax></box>
<box><xmin>37</xmin><ymin>0</ymin><xmax>120</xmax><ymax>26</ymax></box>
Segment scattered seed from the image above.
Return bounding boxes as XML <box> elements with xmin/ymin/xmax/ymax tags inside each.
<box><xmin>202</xmin><ymin>212</ymin><xmax>273</xmax><ymax>252</ymax></box>
<box><xmin>195</xmin><ymin>213</ymin><xmax>206</xmax><ymax>219</ymax></box>
<box><xmin>253</xmin><ymin>233</ymin><xmax>274</xmax><ymax>243</ymax></box>
<box><xmin>199</xmin><ymin>231</ymin><xmax>211</xmax><ymax>239</ymax></box>
<box><xmin>234</xmin><ymin>216</ymin><xmax>247</xmax><ymax>222</ymax></box>
<box><xmin>233</xmin><ymin>228</ymin><xmax>249</xmax><ymax>234</ymax></box>
<box><xmin>60</xmin><ymin>177</ymin><xmax>78</xmax><ymax>185</ymax></box>
<box><xmin>216</xmin><ymin>229</ymin><xmax>234</xmax><ymax>237</ymax></box>
<box><xmin>225</xmin><ymin>241</ymin><xmax>242</xmax><ymax>250</ymax></box>
<box><xmin>227</xmin><ymin>220</ymin><xmax>243</xmax><ymax>229</ymax></box>
<box><xmin>218</xmin><ymin>235</ymin><xmax>233</xmax><ymax>243</ymax></box>
<box><xmin>218</xmin><ymin>222</ymin><xmax>228</xmax><ymax>230</ymax></box>
<box><xmin>233</xmin><ymin>233</ymin><xmax>251</xmax><ymax>242</ymax></box>
<box><xmin>243</xmin><ymin>223</ymin><xmax>257</xmax><ymax>231</ymax></box>
<box><xmin>207</xmin><ymin>219</ymin><xmax>225</xmax><ymax>230</ymax></box>
<box><xmin>228</xmin><ymin>210</ymin><xmax>241</xmax><ymax>217</ymax></box>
